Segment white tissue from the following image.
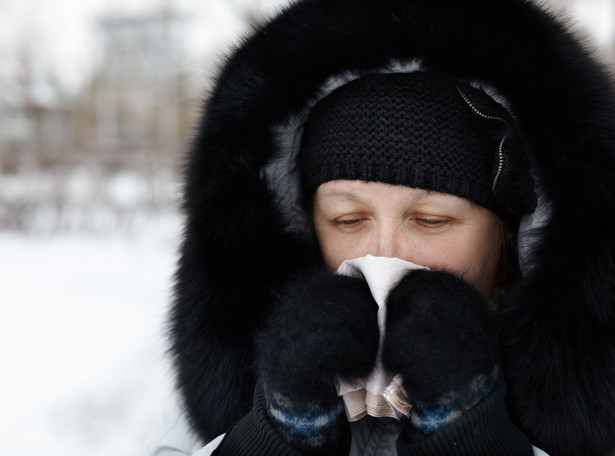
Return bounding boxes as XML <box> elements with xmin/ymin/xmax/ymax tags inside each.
<box><xmin>335</xmin><ymin>255</ymin><xmax>428</xmax><ymax>421</ymax></box>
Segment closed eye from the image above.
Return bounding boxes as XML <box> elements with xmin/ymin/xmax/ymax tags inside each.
<box><xmin>415</xmin><ymin>217</ymin><xmax>451</xmax><ymax>229</ymax></box>
<box><xmin>333</xmin><ymin>217</ymin><xmax>366</xmax><ymax>231</ymax></box>
<box><xmin>417</xmin><ymin>218</ymin><xmax>445</xmax><ymax>225</ymax></box>
<box><xmin>341</xmin><ymin>219</ymin><xmax>359</xmax><ymax>224</ymax></box>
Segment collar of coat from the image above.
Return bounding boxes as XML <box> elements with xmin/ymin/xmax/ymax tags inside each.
<box><xmin>171</xmin><ymin>1</ymin><xmax>615</xmax><ymax>454</ymax></box>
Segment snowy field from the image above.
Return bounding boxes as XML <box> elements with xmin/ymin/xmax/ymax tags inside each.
<box><xmin>0</xmin><ymin>213</ymin><xmax>183</xmax><ymax>456</ymax></box>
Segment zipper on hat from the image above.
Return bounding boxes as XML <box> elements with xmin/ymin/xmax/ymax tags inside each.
<box><xmin>456</xmin><ymin>84</ymin><xmax>507</xmax><ymax>122</ymax></box>
<box><xmin>492</xmin><ymin>137</ymin><xmax>506</xmax><ymax>194</ymax></box>
<box><xmin>456</xmin><ymin>84</ymin><xmax>507</xmax><ymax>197</ymax></box>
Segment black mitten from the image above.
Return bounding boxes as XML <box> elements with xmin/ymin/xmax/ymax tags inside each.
<box><xmin>257</xmin><ymin>272</ymin><xmax>379</xmax><ymax>455</ymax></box>
<box><xmin>381</xmin><ymin>269</ymin><xmax>499</xmax><ymax>443</ymax></box>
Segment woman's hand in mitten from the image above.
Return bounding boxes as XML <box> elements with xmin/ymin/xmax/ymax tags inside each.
<box><xmin>257</xmin><ymin>271</ymin><xmax>379</xmax><ymax>455</ymax></box>
<box><xmin>381</xmin><ymin>269</ymin><xmax>499</xmax><ymax>444</ymax></box>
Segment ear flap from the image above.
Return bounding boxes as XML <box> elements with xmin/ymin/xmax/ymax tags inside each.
<box><xmin>493</xmin><ymin>131</ymin><xmax>537</xmax><ymax>218</ymax></box>
<box><xmin>457</xmin><ymin>82</ymin><xmax>537</xmax><ymax>219</ymax></box>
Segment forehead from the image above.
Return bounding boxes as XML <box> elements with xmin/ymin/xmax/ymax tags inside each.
<box><xmin>314</xmin><ymin>180</ymin><xmax>475</xmax><ymax>210</ymax></box>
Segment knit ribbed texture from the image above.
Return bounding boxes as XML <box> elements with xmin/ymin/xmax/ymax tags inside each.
<box><xmin>214</xmin><ymin>385</ymin><xmax>306</xmax><ymax>456</ymax></box>
<box><xmin>397</xmin><ymin>381</ymin><xmax>533</xmax><ymax>456</ymax></box>
<box><xmin>264</xmin><ymin>384</ymin><xmax>346</xmax><ymax>453</ymax></box>
<box><xmin>409</xmin><ymin>369</ymin><xmax>498</xmax><ymax>437</ymax></box>
<box><xmin>214</xmin><ymin>384</ymin><xmax>350</xmax><ymax>456</ymax></box>
<box><xmin>215</xmin><ymin>381</ymin><xmax>531</xmax><ymax>455</ymax></box>
<box><xmin>300</xmin><ymin>72</ymin><xmax>507</xmax><ymax>215</ymax></box>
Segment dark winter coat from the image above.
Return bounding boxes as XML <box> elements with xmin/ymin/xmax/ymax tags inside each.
<box><xmin>170</xmin><ymin>1</ymin><xmax>615</xmax><ymax>455</ymax></box>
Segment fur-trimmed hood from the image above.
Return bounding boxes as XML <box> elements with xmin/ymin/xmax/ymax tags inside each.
<box><xmin>171</xmin><ymin>1</ymin><xmax>615</xmax><ymax>454</ymax></box>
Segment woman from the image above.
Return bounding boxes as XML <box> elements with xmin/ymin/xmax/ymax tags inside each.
<box><xmin>168</xmin><ymin>0</ymin><xmax>615</xmax><ymax>455</ymax></box>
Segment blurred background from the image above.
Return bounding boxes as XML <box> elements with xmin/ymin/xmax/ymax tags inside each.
<box><xmin>0</xmin><ymin>0</ymin><xmax>612</xmax><ymax>455</ymax></box>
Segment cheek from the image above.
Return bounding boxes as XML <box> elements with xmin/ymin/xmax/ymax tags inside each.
<box><xmin>315</xmin><ymin>230</ymin><xmax>368</xmax><ymax>271</ymax></box>
<box><xmin>442</xmin><ymin>225</ymin><xmax>501</xmax><ymax>295</ymax></box>
<box><xmin>406</xmin><ymin>224</ymin><xmax>501</xmax><ymax>295</ymax></box>
<box><xmin>404</xmin><ymin>239</ymin><xmax>462</xmax><ymax>273</ymax></box>
<box><xmin>317</xmin><ymin>233</ymin><xmax>344</xmax><ymax>271</ymax></box>
<box><xmin>314</xmin><ymin>219</ymin><xmax>385</xmax><ymax>271</ymax></box>
<box><xmin>313</xmin><ymin>222</ymin><xmax>341</xmax><ymax>271</ymax></box>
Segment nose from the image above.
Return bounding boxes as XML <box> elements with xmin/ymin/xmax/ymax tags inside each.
<box><xmin>374</xmin><ymin>221</ymin><xmax>403</xmax><ymax>259</ymax></box>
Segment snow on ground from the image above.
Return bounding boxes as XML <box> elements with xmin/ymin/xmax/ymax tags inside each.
<box><xmin>0</xmin><ymin>215</ymin><xmax>182</xmax><ymax>456</ymax></box>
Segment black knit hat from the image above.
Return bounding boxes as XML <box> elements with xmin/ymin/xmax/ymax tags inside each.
<box><xmin>299</xmin><ymin>72</ymin><xmax>535</xmax><ymax>219</ymax></box>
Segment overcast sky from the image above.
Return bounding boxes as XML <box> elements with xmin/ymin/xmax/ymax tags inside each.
<box><xmin>0</xmin><ymin>0</ymin><xmax>612</xmax><ymax>100</ymax></box>
<box><xmin>0</xmin><ymin>0</ymin><xmax>290</xmax><ymax>96</ymax></box>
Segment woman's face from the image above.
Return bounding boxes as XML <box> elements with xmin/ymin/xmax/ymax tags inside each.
<box><xmin>312</xmin><ymin>180</ymin><xmax>503</xmax><ymax>296</ymax></box>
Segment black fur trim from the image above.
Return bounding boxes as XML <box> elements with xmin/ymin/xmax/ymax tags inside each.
<box><xmin>171</xmin><ymin>0</ymin><xmax>615</xmax><ymax>453</ymax></box>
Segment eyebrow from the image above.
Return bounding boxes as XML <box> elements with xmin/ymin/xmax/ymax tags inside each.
<box><xmin>317</xmin><ymin>191</ymin><xmax>362</xmax><ymax>201</ymax></box>
<box><xmin>318</xmin><ymin>189</ymin><xmax>435</xmax><ymax>202</ymax></box>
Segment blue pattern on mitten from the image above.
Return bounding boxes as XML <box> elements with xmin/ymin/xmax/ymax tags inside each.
<box><xmin>411</xmin><ymin>368</ymin><xmax>498</xmax><ymax>436</ymax></box>
<box><xmin>382</xmin><ymin>270</ymin><xmax>500</xmax><ymax>443</ymax></box>
<box><xmin>265</xmin><ymin>386</ymin><xmax>346</xmax><ymax>448</ymax></box>
<box><xmin>257</xmin><ymin>272</ymin><xmax>380</xmax><ymax>454</ymax></box>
